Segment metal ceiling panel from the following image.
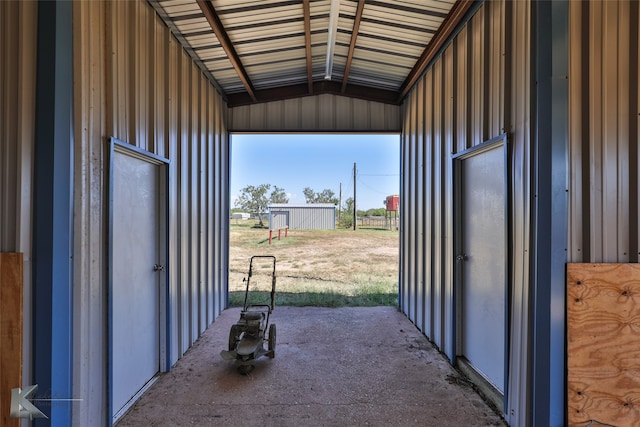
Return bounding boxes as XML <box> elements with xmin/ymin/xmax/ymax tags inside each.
<box><xmin>150</xmin><ymin>0</ymin><xmax>463</xmax><ymax>106</ymax></box>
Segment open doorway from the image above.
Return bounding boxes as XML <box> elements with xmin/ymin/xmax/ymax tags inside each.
<box><xmin>228</xmin><ymin>133</ymin><xmax>400</xmax><ymax>308</ymax></box>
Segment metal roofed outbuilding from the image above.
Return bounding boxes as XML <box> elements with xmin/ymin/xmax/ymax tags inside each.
<box><xmin>4</xmin><ymin>1</ymin><xmax>637</xmax><ymax>426</ymax></box>
<box><xmin>268</xmin><ymin>204</ymin><xmax>336</xmax><ymax>230</ymax></box>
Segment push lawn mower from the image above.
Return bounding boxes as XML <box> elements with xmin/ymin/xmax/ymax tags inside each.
<box><xmin>220</xmin><ymin>255</ymin><xmax>277</xmax><ymax>374</ymax></box>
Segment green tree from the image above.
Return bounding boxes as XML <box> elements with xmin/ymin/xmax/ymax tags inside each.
<box><xmin>340</xmin><ymin>197</ymin><xmax>355</xmax><ymax>228</ymax></box>
<box><xmin>235</xmin><ymin>184</ymin><xmax>289</xmax><ymax>226</ymax></box>
<box><xmin>270</xmin><ymin>185</ymin><xmax>289</xmax><ymax>204</ymax></box>
<box><xmin>303</xmin><ymin>187</ymin><xmax>339</xmax><ymax>204</ymax></box>
<box><xmin>365</xmin><ymin>208</ymin><xmax>387</xmax><ymax>216</ymax></box>
<box><xmin>235</xmin><ymin>184</ymin><xmax>270</xmax><ymax>226</ymax></box>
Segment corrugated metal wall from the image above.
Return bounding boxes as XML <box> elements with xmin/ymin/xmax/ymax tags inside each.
<box><xmin>73</xmin><ymin>1</ymin><xmax>228</xmax><ymax>424</ymax></box>
<box><xmin>568</xmin><ymin>0</ymin><xmax>639</xmax><ymax>263</ymax></box>
<box><xmin>399</xmin><ymin>1</ymin><xmax>531</xmax><ymax>425</ymax></box>
<box><xmin>14</xmin><ymin>0</ymin><xmax>637</xmax><ymax>425</ymax></box>
<box><xmin>0</xmin><ymin>0</ymin><xmax>37</xmax><ymax>399</ymax></box>
<box><xmin>268</xmin><ymin>205</ymin><xmax>336</xmax><ymax>230</ymax></box>
<box><xmin>506</xmin><ymin>1</ymin><xmax>532</xmax><ymax>423</ymax></box>
<box><xmin>228</xmin><ymin>94</ymin><xmax>401</xmax><ymax>132</ymax></box>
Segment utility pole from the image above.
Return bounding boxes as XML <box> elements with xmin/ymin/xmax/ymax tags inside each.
<box><xmin>338</xmin><ymin>182</ymin><xmax>342</xmax><ymax>221</ymax></box>
<box><xmin>353</xmin><ymin>162</ymin><xmax>357</xmax><ymax>230</ymax></box>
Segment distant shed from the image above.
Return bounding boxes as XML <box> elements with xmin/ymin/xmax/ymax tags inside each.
<box><xmin>231</xmin><ymin>212</ymin><xmax>250</xmax><ymax>220</ymax></box>
<box><xmin>268</xmin><ymin>204</ymin><xmax>336</xmax><ymax>230</ymax></box>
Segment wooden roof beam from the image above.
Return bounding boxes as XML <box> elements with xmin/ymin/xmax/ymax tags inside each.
<box><xmin>397</xmin><ymin>0</ymin><xmax>475</xmax><ymax>102</ymax></box>
<box><xmin>303</xmin><ymin>0</ymin><xmax>313</xmax><ymax>94</ymax></box>
<box><xmin>226</xmin><ymin>81</ymin><xmax>400</xmax><ymax>108</ymax></box>
<box><xmin>196</xmin><ymin>0</ymin><xmax>257</xmax><ymax>102</ymax></box>
<box><xmin>341</xmin><ymin>0</ymin><xmax>365</xmax><ymax>93</ymax></box>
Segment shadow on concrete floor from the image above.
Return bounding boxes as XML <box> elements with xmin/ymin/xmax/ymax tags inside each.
<box><xmin>116</xmin><ymin>306</ymin><xmax>506</xmax><ymax>427</ymax></box>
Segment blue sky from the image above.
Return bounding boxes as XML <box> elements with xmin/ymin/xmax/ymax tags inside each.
<box><xmin>230</xmin><ymin>133</ymin><xmax>400</xmax><ymax>211</ymax></box>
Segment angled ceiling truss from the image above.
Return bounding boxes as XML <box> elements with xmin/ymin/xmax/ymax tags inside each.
<box><xmin>157</xmin><ymin>0</ymin><xmax>476</xmax><ymax>108</ymax></box>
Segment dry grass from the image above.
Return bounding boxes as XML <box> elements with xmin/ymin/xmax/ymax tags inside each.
<box><xmin>228</xmin><ymin>221</ymin><xmax>399</xmax><ymax>307</ymax></box>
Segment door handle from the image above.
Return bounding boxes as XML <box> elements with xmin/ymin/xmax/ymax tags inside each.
<box><xmin>456</xmin><ymin>254</ymin><xmax>468</xmax><ymax>262</ymax></box>
<box><xmin>153</xmin><ymin>264</ymin><xmax>165</xmax><ymax>272</ymax></box>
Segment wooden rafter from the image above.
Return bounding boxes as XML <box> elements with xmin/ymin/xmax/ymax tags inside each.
<box><xmin>196</xmin><ymin>0</ymin><xmax>257</xmax><ymax>102</ymax></box>
<box><xmin>226</xmin><ymin>80</ymin><xmax>399</xmax><ymax>108</ymax></box>
<box><xmin>303</xmin><ymin>0</ymin><xmax>313</xmax><ymax>94</ymax></box>
<box><xmin>397</xmin><ymin>0</ymin><xmax>474</xmax><ymax>102</ymax></box>
<box><xmin>341</xmin><ymin>0</ymin><xmax>365</xmax><ymax>93</ymax></box>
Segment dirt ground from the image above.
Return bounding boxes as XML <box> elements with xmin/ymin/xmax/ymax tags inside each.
<box><xmin>117</xmin><ymin>306</ymin><xmax>506</xmax><ymax>427</ymax></box>
<box><xmin>228</xmin><ymin>226</ymin><xmax>399</xmax><ymax>295</ymax></box>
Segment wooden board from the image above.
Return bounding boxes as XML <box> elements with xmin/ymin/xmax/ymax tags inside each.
<box><xmin>567</xmin><ymin>263</ymin><xmax>640</xmax><ymax>427</ymax></box>
<box><xmin>0</xmin><ymin>253</ymin><xmax>23</xmax><ymax>427</ymax></box>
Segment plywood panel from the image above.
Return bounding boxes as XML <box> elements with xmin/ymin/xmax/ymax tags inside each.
<box><xmin>567</xmin><ymin>263</ymin><xmax>640</xmax><ymax>427</ymax></box>
<box><xmin>0</xmin><ymin>253</ymin><xmax>23</xmax><ymax>427</ymax></box>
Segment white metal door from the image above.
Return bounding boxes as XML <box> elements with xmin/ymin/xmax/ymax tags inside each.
<box><xmin>112</xmin><ymin>148</ymin><xmax>162</xmax><ymax>419</ymax></box>
<box><xmin>457</xmin><ymin>141</ymin><xmax>506</xmax><ymax>393</ymax></box>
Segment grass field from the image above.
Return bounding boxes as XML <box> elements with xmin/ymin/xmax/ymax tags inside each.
<box><xmin>228</xmin><ymin>221</ymin><xmax>399</xmax><ymax>307</ymax></box>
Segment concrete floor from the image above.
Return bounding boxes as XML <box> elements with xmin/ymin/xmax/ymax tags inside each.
<box><xmin>116</xmin><ymin>306</ymin><xmax>506</xmax><ymax>427</ymax></box>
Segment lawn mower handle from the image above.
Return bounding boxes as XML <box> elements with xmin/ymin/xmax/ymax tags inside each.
<box><xmin>244</xmin><ymin>255</ymin><xmax>277</xmax><ymax>312</ymax></box>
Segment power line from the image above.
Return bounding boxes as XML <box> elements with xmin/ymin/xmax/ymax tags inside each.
<box><xmin>357</xmin><ymin>178</ymin><xmax>394</xmax><ymax>195</ymax></box>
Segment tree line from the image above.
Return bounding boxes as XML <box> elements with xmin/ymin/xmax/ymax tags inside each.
<box><xmin>233</xmin><ymin>184</ymin><xmax>385</xmax><ymax>227</ymax></box>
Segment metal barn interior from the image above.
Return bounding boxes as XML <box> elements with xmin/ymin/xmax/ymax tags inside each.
<box><xmin>1</xmin><ymin>0</ymin><xmax>638</xmax><ymax>426</ymax></box>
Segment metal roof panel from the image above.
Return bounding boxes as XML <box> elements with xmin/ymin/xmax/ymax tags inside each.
<box><xmin>151</xmin><ymin>0</ymin><xmax>460</xmax><ymax>104</ymax></box>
